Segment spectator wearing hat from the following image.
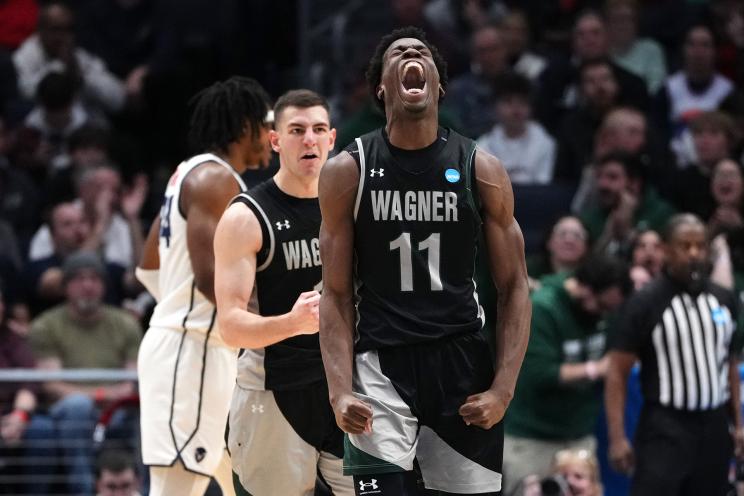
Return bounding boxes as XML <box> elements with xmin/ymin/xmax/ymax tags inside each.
<box><xmin>29</xmin><ymin>251</ymin><xmax>141</xmax><ymax>496</ymax></box>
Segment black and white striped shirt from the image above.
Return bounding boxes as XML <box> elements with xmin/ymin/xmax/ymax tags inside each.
<box><xmin>611</xmin><ymin>275</ymin><xmax>742</xmax><ymax>411</ymax></box>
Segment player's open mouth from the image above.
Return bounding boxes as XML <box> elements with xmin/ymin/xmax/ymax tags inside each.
<box><xmin>301</xmin><ymin>153</ymin><xmax>318</xmax><ymax>160</ymax></box>
<box><xmin>400</xmin><ymin>60</ymin><xmax>426</xmax><ymax>96</ymax></box>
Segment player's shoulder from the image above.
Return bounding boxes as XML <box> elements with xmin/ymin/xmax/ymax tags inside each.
<box><xmin>473</xmin><ymin>144</ymin><xmax>507</xmax><ymax>185</ymax></box>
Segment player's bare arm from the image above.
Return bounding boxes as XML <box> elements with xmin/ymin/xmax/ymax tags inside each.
<box><xmin>180</xmin><ymin>162</ymin><xmax>243</xmax><ymax>304</ymax></box>
<box><xmin>214</xmin><ymin>202</ymin><xmax>320</xmax><ymax>349</ymax></box>
<box><xmin>458</xmin><ymin>150</ymin><xmax>531</xmax><ymax>430</ymax></box>
<box><xmin>605</xmin><ymin>350</ymin><xmax>637</xmax><ymax>474</ymax></box>
<box><xmin>319</xmin><ymin>151</ymin><xmax>373</xmax><ymax>435</ymax></box>
<box><xmin>135</xmin><ymin>217</ymin><xmax>162</xmax><ymax>300</ymax></box>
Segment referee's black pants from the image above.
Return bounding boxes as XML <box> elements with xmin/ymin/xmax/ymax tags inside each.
<box><xmin>631</xmin><ymin>404</ymin><xmax>733</xmax><ymax>496</ymax></box>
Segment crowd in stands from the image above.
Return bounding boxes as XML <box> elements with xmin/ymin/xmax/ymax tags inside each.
<box><xmin>2</xmin><ymin>0</ymin><xmax>744</xmax><ymax>495</ymax></box>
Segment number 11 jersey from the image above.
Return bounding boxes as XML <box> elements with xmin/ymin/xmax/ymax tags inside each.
<box><xmin>349</xmin><ymin>127</ymin><xmax>485</xmax><ymax>351</ymax></box>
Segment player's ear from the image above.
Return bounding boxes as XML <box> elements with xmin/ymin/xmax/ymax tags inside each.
<box><xmin>438</xmin><ymin>84</ymin><xmax>445</xmax><ymax>99</ymax></box>
<box><xmin>269</xmin><ymin>129</ymin><xmax>280</xmax><ymax>153</ymax></box>
<box><xmin>376</xmin><ymin>84</ymin><xmax>385</xmax><ymax>101</ymax></box>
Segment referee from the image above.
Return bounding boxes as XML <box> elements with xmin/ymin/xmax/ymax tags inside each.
<box><xmin>605</xmin><ymin>214</ymin><xmax>744</xmax><ymax>495</ymax></box>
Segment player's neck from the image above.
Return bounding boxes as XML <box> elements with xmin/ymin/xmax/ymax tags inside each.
<box><xmin>386</xmin><ymin>114</ymin><xmax>439</xmax><ymax>150</ymax></box>
<box><xmin>216</xmin><ymin>148</ymin><xmax>249</xmax><ymax>175</ymax></box>
<box><xmin>274</xmin><ymin>168</ymin><xmax>318</xmax><ymax>198</ymax></box>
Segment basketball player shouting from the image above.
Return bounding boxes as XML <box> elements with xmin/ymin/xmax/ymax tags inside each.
<box><xmin>319</xmin><ymin>27</ymin><xmax>531</xmax><ymax>495</ymax></box>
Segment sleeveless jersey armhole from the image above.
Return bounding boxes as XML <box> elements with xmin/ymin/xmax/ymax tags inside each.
<box><xmin>465</xmin><ymin>143</ymin><xmax>482</xmax><ymax>226</ymax></box>
<box><xmin>230</xmin><ymin>194</ymin><xmax>273</xmax><ymax>270</ymax></box>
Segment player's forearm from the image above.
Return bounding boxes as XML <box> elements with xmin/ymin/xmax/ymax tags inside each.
<box><xmin>218</xmin><ymin>308</ymin><xmax>304</xmax><ymax>349</ymax></box>
<box><xmin>605</xmin><ymin>359</ymin><xmax>629</xmax><ymax>442</ymax></box>
<box><xmin>319</xmin><ymin>294</ymin><xmax>355</xmax><ymax>402</ymax></box>
<box><xmin>490</xmin><ymin>276</ymin><xmax>531</xmax><ymax>397</ymax></box>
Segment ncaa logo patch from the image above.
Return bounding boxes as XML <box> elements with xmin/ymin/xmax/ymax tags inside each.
<box><xmin>194</xmin><ymin>447</ymin><xmax>207</xmax><ymax>463</ymax></box>
<box><xmin>712</xmin><ymin>307</ymin><xmax>729</xmax><ymax>325</ymax></box>
<box><xmin>358</xmin><ymin>479</ymin><xmax>380</xmax><ymax>494</ymax></box>
<box><xmin>444</xmin><ymin>168</ymin><xmax>460</xmax><ymax>183</ymax></box>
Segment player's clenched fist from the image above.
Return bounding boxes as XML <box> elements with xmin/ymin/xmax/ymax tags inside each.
<box><xmin>458</xmin><ymin>389</ymin><xmax>509</xmax><ymax>429</ymax></box>
<box><xmin>332</xmin><ymin>393</ymin><xmax>373</xmax><ymax>435</ymax></box>
<box><xmin>290</xmin><ymin>291</ymin><xmax>321</xmax><ymax>335</ymax></box>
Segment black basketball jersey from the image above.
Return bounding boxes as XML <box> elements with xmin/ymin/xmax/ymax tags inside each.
<box><xmin>349</xmin><ymin>127</ymin><xmax>485</xmax><ymax>351</ymax></box>
<box><xmin>231</xmin><ymin>179</ymin><xmax>324</xmax><ymax>391</ymax></box>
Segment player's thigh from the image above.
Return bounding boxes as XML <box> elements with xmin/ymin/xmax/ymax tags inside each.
<box><xmin>229</xmin><ymin>388</ymin><xmax>318</xmax><ymax>495</ymax></box>
<box><xmin>149</xmin><ymin>461</ymin><xmax>210</xmax><ymax>496</ymax></box>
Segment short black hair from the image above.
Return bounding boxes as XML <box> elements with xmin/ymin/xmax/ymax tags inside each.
<box><xmin>575</xmin><ymin>254</ymin><xmax>632</xmax><ymax>295</ymax></box>
<box><xmin>493</xmin><ymin>72</ymin><xmax>533</xmax><ymax>102</ymax></box>
<box><xmin>273</xmin><ymin>89</ymin><xmax>330</xmax><ymax>126</ymax></box>
<box><xmin>578</xmin><ymin>57</ymin><xmax>614</xmax><ymax>78</ymax></box>
<box><xmin>69</xmin><ymin>125</ymin><xmax>109</xmax><ymax>153</ymax></box>
<box><xmin>662</xmin><ymin>213</ymin><xmax>706</xmax><ymax>243</ymax></box>
<box><xmin>188</xmin><ymin>76</ymin><xmax>272</xmax><ymax>155</ymax></box>
<box><xmin>595</xmin><ymin>151</ymin><xmax>646</xmax><ymax>182</ymax></box>
<box><xmin>365</xmin><ymin>26</ymin><xmax>448</xmax><ymax>112</ymax></box>
<box><xmin>95</xmin><ymin>448</ymin><xmax>136</xmax><ymax>479</ymax></box>
<box><xmin>37</xmin><ymin>71</ymin><xmax>77</xmax><ymax>110</ymax></box>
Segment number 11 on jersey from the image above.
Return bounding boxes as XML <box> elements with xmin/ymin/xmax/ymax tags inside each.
<box><xmin>389</xmin><ymin>232</ymin><xmax>442</xmax><ymax>292</ymax></box>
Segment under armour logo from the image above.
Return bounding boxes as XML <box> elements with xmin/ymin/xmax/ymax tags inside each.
<box><xmin>194</xmin><ymin>447</ymin><xmax>206</xmax><ymax>463</ymax></box>
<box><xmin>275</xmin><ymin>220</ymin><xmax>290</xmax><ymax>230</ymax></box>
<box><xmin>358</xmin><ymin>479</ymin><xmax>379</xmax><ymax>492</ymax></box>
<box><xmin>251</xmin><ymin>403</ymin><xmax>264</xmax><ymax>413</ymax></box>
<box><xmin>370</xmin><ymin>169</ymin><xmax>384</xmax><ymax>177</ymax></box>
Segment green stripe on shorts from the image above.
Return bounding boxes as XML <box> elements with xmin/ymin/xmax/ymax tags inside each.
<box><xmin>343</xmin><ymin>434</ymin><xmax>406</xmax><ymax>476</ymax></box>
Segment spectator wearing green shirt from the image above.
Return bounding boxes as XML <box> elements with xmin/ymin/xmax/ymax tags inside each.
<box><xmin>502</xmin><ymin>255</ymin><xmax>631</xmax><ymax>495</ymax></box>
<box><xmin>29</xmin><ymin>251</ymin><xmax>141</xmax><ymax>496</ymax></box>
<box><xmin>580</xmin><ymin>152</ymin><xmax>676</xmax><ymax>256</ymax></box>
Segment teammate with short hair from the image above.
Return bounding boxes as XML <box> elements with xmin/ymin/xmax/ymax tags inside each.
<box><xmin>136</xmin><ymin>77</ymin><xmax>272</xmax><ymax>496</ymax></box>
<box><xmin>214</xmin><ymin>89</ymin><xmax>353</xmax><ymax>495</ymax></box>
<box><xmin>319</xmin><ymin>27</ymin><xmax>532</xmax><ymax>495</ymax></box>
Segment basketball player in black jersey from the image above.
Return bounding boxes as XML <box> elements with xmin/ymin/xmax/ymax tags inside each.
<box><xmin>319</xmin><ymin>27</ymin><xmax>532</xmax><ymax>495</ymax></box>
<box><xmin>214</xmin><ymin>90</ymin><xmax>354</xmax><ymax>495</ymax></box>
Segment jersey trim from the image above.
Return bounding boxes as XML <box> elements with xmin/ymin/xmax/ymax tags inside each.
<box><xmin>168</xmin><ymin>281</ymin><xmax>196</xmax><ymax>462</ymax></box>
<box><xmin>176</xmin><ymin>308</ymin><xmax>217</xmax><ymax>458</ymax></box>
<box><xmin>353</xmin><ymin>138</ymin><xmax>367</xmax><ymax>222</ymax></box>
<box><xmin>235</xmin><ymin>192</ymin><xmax>276</xmax><ymax>272</ymax></box>
<box><xmin>176</xmin><ymin>153</ymin><xmax>247</xmax><ymax>219</ymax></box>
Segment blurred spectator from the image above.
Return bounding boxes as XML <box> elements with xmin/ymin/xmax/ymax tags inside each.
<box><xmin>551</xmin><ymin>448</ymin><xmax>604</xmax><ymax>496</ymax></box>
<box><xmin>629</xmin><ymin>229</ymin><xmax>664</xmax><ymax>290</ymax></box>
<box><xmin>606</xmin><ymin>0</ymin><xmax>667</xmax><ymax>94</ymax></box>
<box><xmin>29</xmin><ymin>251</ymin><xmax>141</xmax><ymax>496</ymax></box>
<box><xmin>23</xmin><ymin>71</ymin><xmax>95</xmax><ymax>170</ymax></box>
<box><xmin>707</xmin><ymin>158</ymin><xmax>744</xmax><ymax>233</ymax></box>
<box><xmin>579</xmin><ymin>152</ymin><xmax>675</xmax><ymax>256</ymax></box>
<box><xmin>526</xmin><ymin>215</ymin><xmax>589</xmax><ymax>291</ymax></box>
<box><xmin>657</xmin><ymin>24</ymin><xmax>734</xmax><ymax>167</ymax></box>
<box><xmin>0</xmin><ymin>0</ymin><xmax>38</xmax><ymax>51</ymax></box>
<box><xmin>503</xmin><ymin>255</ymin><xmax>631</xmax><ymax>496</ymax></box>
<box><xmin>476</xmin><ymin>72</ymin><xmax>555</xmax><ymax>184</ymax></box>
<box><xmin>669</xmin><ymin>111</ymin><xmax>737</xmax><ymax>217</ymax></box>
<box><xmin>95</xmin><ymin>449</ymin><xmax>142</xmax><ymax>496</ymax></box>
<box><xmin>444</xmin><ymin>23</ymin><xmax>510</xmax><ymax>138</ymax></box>
<box><xmin>536</xmin><ymin>10</ymin><xmax>648</xmax><ymax>132</ymax></box>
<box><xmin>606</xmin><ymin>214</ymin><xmax>744</xmax><ymax>496</ymax></box>
<box><xmin>502</xmin><ymin>9</ymin><xmax>546</xmax><ymax>82</ymax></box>
<box><xmin>424</xmin><ymin>0</ymin><xmax>506</xmax><ymax>65</ymax></box>
<box><xmin>555</xmin><ymin>59</ymin><xmax>623</xmax><ymax>182</ymax></box>
<box><xmin>0</xmin><ymin>114</ymin><xmax>42</xmax><ymax>247</ymax></box>
<box><xmin>75</xmin><ymin>0</ymin><xmax>154</xmax><ymax>102</ymax></box>
<box><xmin>24</xmin><ymin>203</ymin><xmax>90</xmax><ymax>315</ymax></box>
<box><xmin>29</xmin><ymin>165</ymin><xmax>146</xmax><ymax>273</ymax></box>
<box><xmin>12</xmin><ymin>1</ymin><xmax>126</xmax><ymax>115</ymax></box>
<box><xmin>0</xmin><ymin>283</ymin><xmax>52</xmax><ymax>496</ymax></box>
<box><xmin>43</xmin><ymin>124</ymin><xmax>111</xmax><ymax>208</ymax></box>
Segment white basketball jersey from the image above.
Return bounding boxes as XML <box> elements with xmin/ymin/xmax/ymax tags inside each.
<box><xmin>148</xmin><ymin>153</ymin><xmax>246</xmax><ymax>341</ymax></box>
